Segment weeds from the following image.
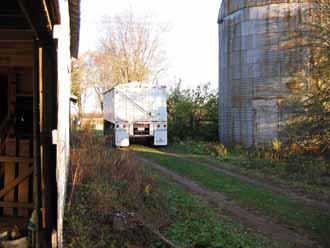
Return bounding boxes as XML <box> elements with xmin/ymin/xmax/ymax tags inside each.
<box><xmin>65</xmin><ymin>129</ymin><xmax>278</xmax><ymax>247</ymax></box>
<box><xmin>203</xmin><ymin>143</ymin><xmax>228</xmax><ymax>159</ymax></box>
<box><xmin>65</xmin><ymin>128</ymin><xmax>166</xmax><ymax>247</ymax></box>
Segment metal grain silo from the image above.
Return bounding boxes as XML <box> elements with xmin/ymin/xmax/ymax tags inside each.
<box><xmin>218</xmin><ymin>0</ymin><xmax>312</xmax><ymax>146</ymax></box>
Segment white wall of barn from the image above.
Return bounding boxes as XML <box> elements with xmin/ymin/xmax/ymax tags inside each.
<box><xmin>55</xmin><ymin>0</ymin><xmax>72</xmax><ymax>247</ymax></box>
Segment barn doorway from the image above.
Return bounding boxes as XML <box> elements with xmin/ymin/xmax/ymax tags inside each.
<box><xmin>0</xmin><ymin>69</ymin><xmax>34</xmax><ymax>230</ymax></box>
<box><xmin>0</xmin><ymin>3</ymin><xmax>61</xmax><ymax>247</ymax></box>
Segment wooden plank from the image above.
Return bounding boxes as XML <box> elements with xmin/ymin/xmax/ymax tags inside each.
<box><xmin>0</xmin><ymin>216</ymin><xmax>29</xmax><ymax>229</ymax></box>
<box><xmin>0</xmin><ymin>41</ymin><xmax>34</xmax><ymax>50</ymax></box>
<box><xmin>0</xmin><ymin>56</ymin><xmax>33</xmax><ymax>67</ymax></box>
<box><xmin>0</xmin><ymin>202</ymin><xmax>33</xmax><ymax>209</ymax></box>
<box><xmin>0</xmin><ymin>49</ymin><xmax>34</xmax><ymax>57</ymax></box>
<box><xmin>8</xmin><ymin>72</ymin><xmax>16</xmax><ymax>118</ymax></box>
<box><xmin>3</xmin><ymin>139</ymin><xmax>16</xmax><ymax>216</ymax></box>
<box><xmin>0</xmin><ymin>167</ymin><xmax>33</xmax><ymax>199</ymax></box>
<box><xmin>0</xmin><ymin>30</ymin><xmax>34</xmax><ymax>41</ymax></box>
<box><xmin>18</xmin><ymin>140</ymin><xmax>30</xmax><ymax>216</ymax></box>
<box><xmin>0</xmin><ymin>156</ymin><xmax>34</xmax><ymax>163</ymax></box>
<box><xmin>17</xmin><ymin>0</ymin><xmax>53</xmax><ymax>41</ymax></box>
<box><xmin>0</xmin><ymin>41</ymin><xmax>33</xmax><ymax>68</ymax></box>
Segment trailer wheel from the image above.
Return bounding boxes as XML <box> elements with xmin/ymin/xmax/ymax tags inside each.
<box><xmin>112</xmin><ymin>133</ymin><xmax>116</xmax><ymax>147</ymax></box>
<box><xmin>103</xmin><ymin>120</ymin><xmax>109</xmax><ymax>136</ymax></box>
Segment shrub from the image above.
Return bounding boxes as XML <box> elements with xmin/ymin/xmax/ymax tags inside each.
<box><xmin>167</xmin><ymin>82</ymin><xmax>218</xmax><ymax>141</ymax></box>
<box><xmin>203</xmin><ymin>143</ymin><xmax>228</xmax><ymax>159</ymax></box>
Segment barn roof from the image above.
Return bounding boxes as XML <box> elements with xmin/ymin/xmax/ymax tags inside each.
<box><xmin>51</xmin><ymin>0</ymin><xmax>81</xmax><ymax>58</ymax></box>
<box><xmin>69</xmin><ymin>0</ymin><xmax>81</xmax><ymax>58</ymax></box>
<box><xmin>218</xmin><ymin>0</ymin><xmax>311</xmax><ymax>21</ymax></box>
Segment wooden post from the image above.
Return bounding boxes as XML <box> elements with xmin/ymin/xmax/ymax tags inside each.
<box><xmin>41</xmin><ymin>41</ymin><xmax>57</xmax><ymax>234</ymax></box>
<box><xmin>3</xmin><ymin>139</ymin><xmax>16</xmax><ymax>216</ymax></box>
<box><xmin>18</xmin><ymin>139</ymin><xmax>30</xmax><ymax>217</ymax></box>
<box><xmin>8</xmin><ymin>72</ymin><xmax>16</xmax><ymax>138</ymax></box>
<box><xmin>33</xmin><ymin>42</ymin><xmax>43</xmax><ymax>248</ymax></box>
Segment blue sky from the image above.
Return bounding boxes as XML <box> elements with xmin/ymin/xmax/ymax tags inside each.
<box><xmin>79</xmin><ymin>0</ymin><xmax>222</xmax><ymax>89</ymax></box>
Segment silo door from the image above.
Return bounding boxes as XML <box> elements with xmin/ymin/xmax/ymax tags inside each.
<box><xmin>253</xmin><ymin>99</ymin><xmax>280</xmax><ymax>145</ymax></box>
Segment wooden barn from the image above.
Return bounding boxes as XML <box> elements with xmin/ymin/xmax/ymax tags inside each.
<box><xmin>0</xmin><ymin>0</ymin><xmax>80</xmax><ymax>247</ymax></box>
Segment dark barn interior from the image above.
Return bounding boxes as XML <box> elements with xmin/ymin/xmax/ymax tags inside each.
<box><xmin>0</xmin><ymin>0</ymin><xmax>66</xmax><ymax>247</ymax></box>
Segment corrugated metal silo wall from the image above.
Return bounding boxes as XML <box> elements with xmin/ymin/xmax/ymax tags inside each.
<box><xmin>218</xmin><ymin>0</ymin><xmax>312</xmax><ymax>146</ymax></box>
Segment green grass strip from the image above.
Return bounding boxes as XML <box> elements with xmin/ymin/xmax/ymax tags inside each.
<box><xmin>154</xmin><ymin>174</ymin><xmax>279</xmax><ymax>248</ymax></box>
<box><xmin>132</xmin><ymin>145</ymin><xmax>330</xmax><ymax>246</ymax></box>
<box><xmin>165</xmin><ymin>142</ymin><xmax>330</xmax><ymax>196</ymax></box>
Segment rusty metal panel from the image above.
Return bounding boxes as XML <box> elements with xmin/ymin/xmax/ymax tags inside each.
<box><xmin>219</xmin><ymin>1</ymin><xmax>312</xmax><ymax>21</ymax></box>
<box><xmin>218</xmin><ymin>1</ymin><xmax>312</xmax><ymax>146</ymax></box>
<box><xmin>253</xmin><ymin>99</ymin><xmax>280</xmax><ymax>144</ymax></box>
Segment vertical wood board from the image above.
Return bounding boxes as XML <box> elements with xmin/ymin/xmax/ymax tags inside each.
<box><xmin>3</xmin><ymin>139</ymin><xmax>16</xmax><ymax>216</ymax></box>
<box><xmin>18</xmin><ymin>139</ymin><xmax>30</xmax><ymax>217</ymax></box>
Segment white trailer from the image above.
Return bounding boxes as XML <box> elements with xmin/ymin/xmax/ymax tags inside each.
<box><xmin>103</xmin><ymin>82</ymin><xmax>168</xmax><ymax>147</ymax></box>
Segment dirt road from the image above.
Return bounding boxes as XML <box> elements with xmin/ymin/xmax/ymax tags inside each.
<box><xmin>135</xmin><ymin>155</ymin><xmax>319</xmax><ymax>248</ymax></box>
<box><xmin>162</xmin><ymin>151</ymin><xmax>330</xmax><ymax>212</ymax></box>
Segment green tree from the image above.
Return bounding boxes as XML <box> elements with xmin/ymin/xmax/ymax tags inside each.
<box><xmin>167</xmin><ymin>82</ymin><xmax>218</xmax><ymax>141</ymax></box>
<box><xmin>284</xmin><ymin>0</ymin><xmax>330</xmax><ymax>157</ymax></box>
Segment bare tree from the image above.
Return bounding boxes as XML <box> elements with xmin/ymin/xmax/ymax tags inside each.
<box><xmin>72</xmin><ymin>51</ymin><xmax>119</xmax><ymax>111</ymax></box>
<box><xmin>72</xmin><ymin>10</ymin><xmax>168</xmax><ymax>111</ymax></box>
<box><xmin>99</xmin><ymin>10</ymin><xmax>168</xmax><ymax>85</ymax></box>
<box><xmin>71</xmin><ymin>53</ymin><xmax>97</xmax><ymax>114</ymax></box>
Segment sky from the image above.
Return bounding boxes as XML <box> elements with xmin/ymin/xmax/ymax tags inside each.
<box><xmin>79</xmin><ymin>0</ymin><xmax>222</xmax><ymax>90</ymax></box>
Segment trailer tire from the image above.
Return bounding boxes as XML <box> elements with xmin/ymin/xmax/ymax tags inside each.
<box><xmin>112</xmin><ymin>133</ymin><xmax>116</xmax><ymax>147</ymax></box>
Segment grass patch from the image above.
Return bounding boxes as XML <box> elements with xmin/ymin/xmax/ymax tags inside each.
<box><xmin>164</xmin><ymin>141</ymin><xmax>330</xmax><ymax>199</ymax></box>
<box><xmin>132</xmin><ymin>145</ymin><xmax>330</xmax><ymax>247</ymax></box>
<box><xmin>64</xmin><ymin>170</ymin><xmax>278</xmax><ymax>248</ymax></box>
<box><xmin>155</xmin><ymin>175</ymin><xmax>279</xmax><ymax>248</ymax></box>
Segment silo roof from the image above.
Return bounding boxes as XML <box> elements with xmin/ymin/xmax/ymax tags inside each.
<box><xmin>218</xmin><ymin>0</ymin><xmax>311</xmax><ymax>22</ymax></box>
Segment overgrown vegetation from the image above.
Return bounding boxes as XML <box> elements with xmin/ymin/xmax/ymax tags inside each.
<box><xmin>66</xmin><ymin>129</ymin><xmax>161</xmax><ymax>247</ymax></box>
<box><xmin>167</xmin><ymin>82</ymin><xmax>218</xmax><ymax>141</ymax></box>
<box><xmin>282</xmin><ymin>0</ymin><xmax>330</xmax><ymax>160</ymax></box>
<box><xmin>164</xmin><ymin>62</ymin><xmax>330</xmax><ymax>194</ymax></box>
<box><xmin>65</xmin><ymin>130</ymin><xmax>277</xmax><ymax>247</ymax></box>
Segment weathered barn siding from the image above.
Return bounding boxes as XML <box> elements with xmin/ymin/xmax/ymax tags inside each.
<box><xmin>218</xmin><ymin>0</ymin><xmax>312</xmax><ymax>146</ymax></box>
<box><xmin>56</xmin><ymin>1</ymin><xmax>75</xmax><ymax>246</ymax></box>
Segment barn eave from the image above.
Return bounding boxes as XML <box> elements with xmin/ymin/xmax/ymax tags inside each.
<box><xmin>68</xmin><ymin>0</ymin><xmax>80</xmax><ymax>58</ymax></box>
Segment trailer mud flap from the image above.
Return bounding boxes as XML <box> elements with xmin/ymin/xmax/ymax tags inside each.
<box><xmin>154</xmin><ymin>130</ymin><xmax>167</xmax><ymax>146</ymax></box>
<box><xmin>115</xmin><ymin>130</ymin><xmax>129</xmax><ymax>147</ymax></box>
